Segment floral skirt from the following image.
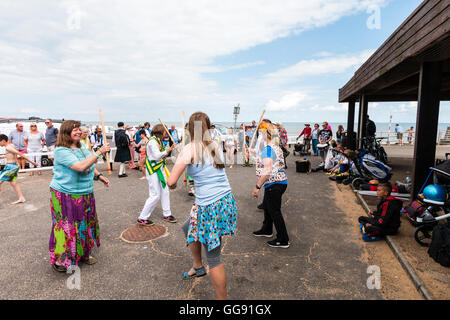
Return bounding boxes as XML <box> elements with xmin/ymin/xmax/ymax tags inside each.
<box><xmin>187</xmin><ymin>192</ymin><xmax>238</xmax><ymax>252</ymax></box>
<box><xmin>49</xmin><ymin>188</ymin><xmax>100</xmax><ymax>268</ymax></box>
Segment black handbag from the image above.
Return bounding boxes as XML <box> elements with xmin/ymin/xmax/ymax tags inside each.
<box><xmin>281</xmin><ymin>145</ymin><xmax>290</xmax><ymax>158</ymax></box>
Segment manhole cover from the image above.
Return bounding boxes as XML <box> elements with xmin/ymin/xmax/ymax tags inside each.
<box><xmin>120</xmin><ymin>224</ymin><xmax>167</xmax><ymax>243</ymax></box>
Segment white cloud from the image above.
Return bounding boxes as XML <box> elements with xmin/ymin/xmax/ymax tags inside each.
<box><xmin>0</xmin><ymin>0</ymin><xmax>389</xmax><ymax>119</ymax></box>
<box><xmin>262</xmin><ymin>50</ymin><xmax>375</xmax><ymax>86</ymax></box>
<box><xmin>267</xmin><ymin>92</ymin><xmax>307</xmax><ymax>111</ymax></box>
<box><xmin>311</xmin><ymin>104</ymin><xmax>348</xmax><ymax>112</ymax></box>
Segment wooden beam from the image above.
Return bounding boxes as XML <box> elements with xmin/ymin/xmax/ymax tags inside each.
<box><xmin>411</xmin><ymin>61</ymin><xmax>443</xmax><ymax>197</ymax></box>
<box><xmin>357</xmin><ymin>95</ymin><xmax>368</xmax><ymax>149</ymax></box>
<box><xmin>339</xmin><ymin>1</ymin><xmax>449</xmax><ymax>102</ymax></box>
<box><xmin>347</xmin><ymin>101</ymin><xmax>356</xmax><ymax>150</ymax></box>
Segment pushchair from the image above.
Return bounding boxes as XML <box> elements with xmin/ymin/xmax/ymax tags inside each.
<box><xmin>348</xmin><ymin>150</ymin><xmax>392</xmax><ymax>189</ymax></box>
<box><xmin>404</xmin><ymin>160</ymin><xmax>450</xmax><ymax>246</ymax></box>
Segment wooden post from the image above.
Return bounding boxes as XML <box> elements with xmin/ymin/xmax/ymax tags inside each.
<box><xmin>181</xmin><ymin>111</ymin><xmax>187</xmax><ymax>186</ymax></box>
<box><xmin>249</xmin><ymin>109</ymin><xmax>266</xmax><ymax>149</ymax></box>
<box><xmin>347</xmin><ymin>101</ymin><xmax>356</xmax><ymax>150</ymax></box>
<box><xmin>99</xmin><ymin>108</ymin><xmax>112</xmax><ymax>175</ymax></box>
<box><xmin>411</xmin><ymin>61</ymin><xmax>442</xmax><ymax>197</ymax></box>
<box><xmin>357</xmin><ymin>95</ymin><xmax>368</xmax><ymax>149</ymax></box>
<box><xmin>158</xmin><ymin>118</ymin><xmax>176</xmax><ymax>144</ymax></box>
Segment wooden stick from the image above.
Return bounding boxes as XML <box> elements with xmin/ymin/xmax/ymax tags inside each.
<box><xmin>181</xmin><ymin>111</ymin><xmax>187</xmax><ymax>186</ymax></box>
<box><xmin>249</xmin><ymin>109</ymin><xmax>266</xmax><ymax>149</ymax></box>
<box><xmin>158</xmin><ymin>118</ymin><xmax>176</xmax><ymax>145</ymax></box>
<box><xmin>99</xmin><ymin>108</ymin><xmax>112</xmax><ymax>175</ymax></box>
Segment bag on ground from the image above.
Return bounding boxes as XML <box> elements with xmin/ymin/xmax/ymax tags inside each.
<box><xmin>428</xmin><ymin>224</ymin><xmax>450</xmax><ymax>267</ymax></box>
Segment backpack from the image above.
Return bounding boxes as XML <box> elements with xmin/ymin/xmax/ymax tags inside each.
<box><xmin>428</xmin><ymin>224</ymin><xmax>450</xmax><ymax>267</ymax></box>
<box><xmin>116</xmin><ymin>130</ymin><xmax>129</xmax><ymax>149</ymax></box>
<box><xmin>296</xmin><ymin>159</ymin><xmax>311</xmax><ymax>173</ymax></box>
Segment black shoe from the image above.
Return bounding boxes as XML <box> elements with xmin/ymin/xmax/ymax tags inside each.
<box><xmin>257</xmin><ymin>203</ymin><xmax>264</xmax><ymax>210</ymax></box>
<box><xmin>267</xmin><ymin>240</ymin><xmax>290</xmax><ymax>248</ymax></box>
<box><xmin>118</xmin><ymin>174</ymin><xmax>128</xmax><ymax>178</ymax></box>
<box><xmin>253</xmin><ymin>230</ymin><xmax>273</xmax><ymax>238</ymax></box>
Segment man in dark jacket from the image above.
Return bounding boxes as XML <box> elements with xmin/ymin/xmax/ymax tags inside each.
<box><xmin>113</xmin><ymin>122</ymin><xmax>131</xmax><ymax>178</ymax></box>
<box><xmin>365</xmin><ymin>115</ymin><xmax>377</xmax><ymax>138</ymax></box>
<box><xmin>358</xmin><ymin>182</ymin><xmax>402</xmax><ymax>238</ymax></box>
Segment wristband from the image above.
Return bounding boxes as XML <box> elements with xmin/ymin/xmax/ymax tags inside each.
<box><xmin>255</xmin><ymin>184</ymin><xmax>261</xmax><ymax>190</ymax></box>
<box><xmin>94</xmin><ymin>152</ymin><xmax>102</xmax><ymax>159</ymax></box>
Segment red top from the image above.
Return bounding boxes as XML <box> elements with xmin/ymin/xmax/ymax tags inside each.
<box><xmin>298</xmin><ymin>127</ymin><xmax>312</xmax><ymax>139</ymax></box>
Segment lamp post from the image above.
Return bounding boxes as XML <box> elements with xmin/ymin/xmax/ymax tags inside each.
<box><xmin>233</xmin><ymin>103</ymin><xmax>240</xmax><ymax>132</ymax></box>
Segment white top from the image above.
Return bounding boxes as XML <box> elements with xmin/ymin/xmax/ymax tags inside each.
<box><xmin>146</xmin><ymin>138</ymin><xmax>168</xmax><ymax>161</ymax></box>
<box><xmin>26</xmin><ymin>132</ymin><xmax>45</xmax><ymax>150</ymax></box>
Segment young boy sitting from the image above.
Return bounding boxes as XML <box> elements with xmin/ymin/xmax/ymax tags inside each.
<box><xmin>358</xmin><ymin>182</ymin><xmax>403</xmax><ymax>242</ymax></box>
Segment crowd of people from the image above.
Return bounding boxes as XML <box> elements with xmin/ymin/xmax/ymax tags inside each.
<box><xmin>0</xmin><ymin>113</ymin><xmax>409</xmax><ymax>299</ymax></box>
<box><xmin>0</xmin><ymin>113</ymin><xmax>294</xmax><ymax>300</ymax></box>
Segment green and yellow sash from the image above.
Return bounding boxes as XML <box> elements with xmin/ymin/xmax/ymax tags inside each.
<box><xmin>145</xmin><ymin>137</ymin><xmax>171</xmax><ymax>188</ymax></box>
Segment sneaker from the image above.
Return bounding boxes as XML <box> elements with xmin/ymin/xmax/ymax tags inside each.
<box><xmin>253</xmin><ymin>230</ymin><xmax>273</xmax><ymax>238</ymax></box>
<box><xmin>267</xmin><ymin>240</ymin><xmax>290</xmax><ymax>248</ymax></box>
<box><xmin>137</xmin><ymin>218</ymin><xmax>154</xmax><ymax>226</ymax></box>
<box><xmin>362</xmin><ymin>233</ymin><xmax>382</xmax><ymax>242</ymax></box>
<box><xmin>163</xmin><ymin>216</ymin><xmax>178</xmax><ymax>223</ymax></box>
<box><xmin>118</xmin><ymin>174</ymin><xmax>128</xmax><ymax>178</ymax></box>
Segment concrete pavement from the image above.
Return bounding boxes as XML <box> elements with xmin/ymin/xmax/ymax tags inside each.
<box><xmin>0</xmin><ymin>156</ymin><xmax>382</xmax><ymax>300</ymax></box>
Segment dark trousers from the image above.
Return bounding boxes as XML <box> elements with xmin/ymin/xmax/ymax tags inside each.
<box><xmin>358</xmin><ymin>216</ymin><xmax>383</xmax><ymax>236</ymax></box>
<box><xmin>261</xmin><ymin>184</ymin><xmax>289</xmax><ymax>243</ymax></box>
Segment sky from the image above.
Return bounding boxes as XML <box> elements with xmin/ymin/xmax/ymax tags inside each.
<box><xmin>0</xmin><ymin>0</ymin><xmax>448</xmax><ymax>124</ymax></box>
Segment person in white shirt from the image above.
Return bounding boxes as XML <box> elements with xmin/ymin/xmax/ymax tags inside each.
<box><xmin>395</xmin><ymin>124</ymin><xmax>404</xmax><ymax>146</ymax></box>
<box><xmin>137</xmin><ymin>124</ymin><xmax>178</xmax><ymax>225</ymax></box>
<box><xmin>24</xmin><ymin>122</ymin><xmax>45</xmax><ymax>176</ymax></box>
<box><xmin>224</xmin><ymin>127</ymin><xmax>237</xmax><ymax>168</ymax></box>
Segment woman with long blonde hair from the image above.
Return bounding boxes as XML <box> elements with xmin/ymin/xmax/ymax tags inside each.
<box><xmin>167</xmin><ymin>111</ymin><xmax>237</xmax><ymax>300</ymax></box>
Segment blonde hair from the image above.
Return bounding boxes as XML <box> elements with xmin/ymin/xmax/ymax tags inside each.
<box><xmin>188</xmin><ymin>112</ymin><xmax>224</xmax><ymax>169</ymax></box>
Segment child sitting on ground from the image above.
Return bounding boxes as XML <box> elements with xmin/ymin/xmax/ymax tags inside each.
<box><xmin>328</xmin><ymin>149</ymin><xmax>356</xmax><ymax>181</ymax></box>
<box><xmin>358</xmin><ymin>182</ymin><xmax>403</xmax><ymax>242</ymax></box>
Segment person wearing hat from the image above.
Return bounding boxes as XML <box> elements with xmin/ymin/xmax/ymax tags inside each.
<box><xmin>297</xmin><ymin>123</ymin><xmax>312</xmax><ymax>153</ymax></box>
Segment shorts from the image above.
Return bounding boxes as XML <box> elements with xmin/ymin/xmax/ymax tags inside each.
<box><xmin>0</xmin><ymin>163</ymin><xmax>20</xmax><ymax>182</ymax></box>
<box><xmin>17</xmin><ymin>148</ymin><xmax>27</xmax><ymax>158</ymax></box>
<box><xmin>47</xmin><ymin>145</ymin><xmax>56</xmax><ymax>154</ymax></box>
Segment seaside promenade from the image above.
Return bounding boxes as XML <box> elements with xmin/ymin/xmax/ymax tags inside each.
<box><xmin>0</xmin><ymin>153</ymin><xmax>435</xmax><ymax>300</ymax></box>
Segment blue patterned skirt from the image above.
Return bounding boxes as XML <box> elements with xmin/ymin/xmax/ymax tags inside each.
<box><xmin>187</xmin><ymin>192</ymin><xmax>237</xmax><ymax>251</ymax></box>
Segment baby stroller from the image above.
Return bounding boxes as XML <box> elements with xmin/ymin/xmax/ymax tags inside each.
<box><xmin>404</xmin><ymin>161</ymin><xmax>450</xmax><ymax>246</ymax></box>
<box><xmin>349</xmin><ymin>150</ymin><xmax>392</xmax><ymax>189</ymax></box>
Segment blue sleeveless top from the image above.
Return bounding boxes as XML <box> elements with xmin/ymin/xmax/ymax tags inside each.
<box><xmin>186</xmin><ymin>160</ymin><xmax>231</xmax><ymax>206</ymax></box>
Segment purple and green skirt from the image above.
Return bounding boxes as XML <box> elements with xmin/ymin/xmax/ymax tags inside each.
<box><xmin>49</xmin><ymin>188</ymin><xmax>100</xmax><ymax>268</ymax></box>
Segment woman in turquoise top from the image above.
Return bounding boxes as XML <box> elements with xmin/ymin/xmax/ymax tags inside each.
<box><xmin>49</xmin><ymin>120</ymin><xmax>111</xmax><ymax>272</ymax></box>
<box><xmin>167</xmin><ymin>112</ymin><xmax>238</xmax><ymax>300</ymax></box>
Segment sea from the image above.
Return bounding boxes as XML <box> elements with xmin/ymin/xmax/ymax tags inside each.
<box><xmin>84</xmin><ymin>121</ymin><xmax>450</xmax><ymax>139</ymax></box>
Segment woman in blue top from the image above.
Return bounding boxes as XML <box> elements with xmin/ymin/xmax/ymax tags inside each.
<box><xmin>167</xmin><ymin>112</ymin><xmax>237</xmax><ymax>300</ymax></box>
<box><xmin>49</xmin><ymin>120</ymin><xmax>111</xmax><ymax>272</ymax></box>
<box><xmin>252</xmin><ymin>122</ymin><xmax>289</xmax><ymax>248</ymax></box>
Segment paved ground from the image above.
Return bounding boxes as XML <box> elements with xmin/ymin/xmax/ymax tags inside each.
<box><xmin>383</xmin><ymin>145</ymin><xmax>450</xmax><ymax>159</ymax></box>
<box><xmin>0</xmin><ymin>155</ymin><xmax>395</xmax><ymax>300</ymax></box>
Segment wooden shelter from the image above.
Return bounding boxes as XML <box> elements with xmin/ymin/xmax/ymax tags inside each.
<box><xmin>339</xmin><ymin>0</ymin><xmax>450</xmax><ymax>196</ymax></box>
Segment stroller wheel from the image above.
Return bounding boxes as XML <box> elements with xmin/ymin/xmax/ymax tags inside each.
<box><xmin>414</xmin><ymin>225</ymin><xmax>434</xmax><ymax>247</ymax></box>
<box><xmin>351</xmin><ymin>178</ymin><xmax>364</xmax><ymax>190</ymax></box>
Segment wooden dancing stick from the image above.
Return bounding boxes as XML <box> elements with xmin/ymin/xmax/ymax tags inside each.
<box><xmin>99</xmin><ymin>108</ymin><xmax>112</xmax><ymax>175</ymax></box>
<box><xmin>181</xmin><ymin>111</ymin><xmax>187</xmax><ymax>186</ymax></box>
<box><xmin>158</xmin><ymin>118</ymin><xmax>176</xmax><ymax>145</ymax></box>
<box><xmin>249</xmin><ymin>109</ymin><xmax>266</xmax><ymax>149</ymax></box>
